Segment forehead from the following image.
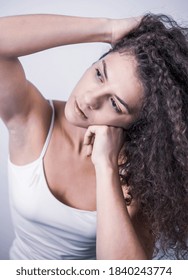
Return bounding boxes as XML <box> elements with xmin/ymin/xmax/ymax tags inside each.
<box><xmin>103</xmin><ymin>52</ymin><xmax>143</xmax><ymax>112</ymax></box>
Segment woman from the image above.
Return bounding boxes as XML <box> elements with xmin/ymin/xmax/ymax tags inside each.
<box><xmin>0</xmin><ymin>13</ymin><xmax>187</xmax><ymax>260</ymax></box>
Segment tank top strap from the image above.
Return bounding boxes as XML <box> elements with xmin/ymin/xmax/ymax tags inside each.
<box><xmin>39</xmin><ymin>100</ymin><xmax>55</xmax><ymax>160</ymax></box>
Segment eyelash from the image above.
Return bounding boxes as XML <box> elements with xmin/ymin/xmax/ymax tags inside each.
<box><xmin>95</xmin><ymin>68</ymin><xmax>103</xmax><ymax>82</ymax></box>
<box><xmin>110</xmin><ymin>97</ymin><xmax>122</xmax><ymax>114</ymax></box>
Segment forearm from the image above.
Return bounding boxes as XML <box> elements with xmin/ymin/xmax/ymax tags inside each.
<box><xmin>0</xmin><ymin>14</ymin><xmax>111</xmax><ymax>57</ymax></box>
<box><xmin>95</xmin><ymin>163</ymin><xmax>148</xmax><ymax>260</ymax></box>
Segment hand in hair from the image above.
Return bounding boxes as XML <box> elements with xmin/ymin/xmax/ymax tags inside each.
<box><xmin>110</xmin><ymin>16</ymin><xmax>142</xmax><ymax>46</ymax></box>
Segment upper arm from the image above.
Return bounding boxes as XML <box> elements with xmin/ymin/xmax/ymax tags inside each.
<box><xmin>0</xmin><ymin>57</ymin><xmax>31</xmax><ymax>128</ymax></box>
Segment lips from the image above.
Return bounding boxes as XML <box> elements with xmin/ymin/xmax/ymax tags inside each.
<box><xmin>75</xmin><ymin>100</ymin><xmax>88</xmax><ymax>119</ymax></box>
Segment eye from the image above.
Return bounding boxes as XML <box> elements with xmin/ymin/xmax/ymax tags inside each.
<box><xmin>110</xmin><ymin>97</ymin><xmax>122</xmax><ymax>114</ymax></box>
<box><xmin>95</xmin><ymin>68</ymin><xmax>103</xmax><ymax>83</ymax></box>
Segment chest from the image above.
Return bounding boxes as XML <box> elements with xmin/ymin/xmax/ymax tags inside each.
<box><xmin>44</xmin><ymin>134</ymin><xmax>97</xmax><ymax>211</ymax></box>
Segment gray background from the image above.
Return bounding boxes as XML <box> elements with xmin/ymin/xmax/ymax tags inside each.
<box><xmin>0</xmin><ymin>0</ymin><xmax>187</xmax><ymax>259</ymax></box>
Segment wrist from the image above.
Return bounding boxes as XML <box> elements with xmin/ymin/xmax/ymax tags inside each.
<box><xmin>94</xmin><ymin>161</ymin><xmax>121</xmax><ymax>193</ymax></box>
<box><xmin>94</xmin><ymin>159</ymin><xmax>119</xmax><ymax>175</ymax></box>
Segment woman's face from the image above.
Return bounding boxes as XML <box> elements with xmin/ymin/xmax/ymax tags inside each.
<box><xmin>65</xmin><ymin>52</ymin><xmax>143</xmax><ymax>129</ymax></box>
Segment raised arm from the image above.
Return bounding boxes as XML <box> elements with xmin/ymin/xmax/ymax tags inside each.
<box><xmin>0</xmin><ymin>14</ymin><xmax>140</xmax><ymax>127</ymax></box>
<box><xmin>0</xmin><ymin>14</ymin><xmax>140</xmax><ymax>57</ymax></box>
<box><xmin>0</xmin><ymin>14</ymin><xmax>111</xmax><ymax>58</ymax></box>
<box><xmin>0</xmin><ymin>15</ymin><xmax>109</xmax><ymax>127</ymax></box>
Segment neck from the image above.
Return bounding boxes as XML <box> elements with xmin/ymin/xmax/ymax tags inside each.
<box><xmin>63</xmin><ymin>117</ymin><xmax>88</xmax><ymax>156</ymax></box>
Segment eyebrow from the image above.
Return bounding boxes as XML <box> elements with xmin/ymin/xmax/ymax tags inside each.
<box><xmin>115</xmin><ymin>95</ymin><xmax>131</xmax><ymax>114</ymax></box>
<box><xmin>102</xmin><ymin>59</ymin><xmax>108</xmax><ymax>80</ymax></box>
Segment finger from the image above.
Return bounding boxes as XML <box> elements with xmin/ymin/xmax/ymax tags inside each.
<box><xmin>83</xmin><ymin>128</ymin><xmax>95</xmax><ymax>145</ymax></box>
<box><xmin>86</xmin><ymin>144</ymin><xmax>93</xmax><ymax>157</ymax></box>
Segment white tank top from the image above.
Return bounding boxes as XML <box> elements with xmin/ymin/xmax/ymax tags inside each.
<box><xmin>8</xmin><ymin>100</ymin><xmax>96</xmax><ymax>260</ymax></box>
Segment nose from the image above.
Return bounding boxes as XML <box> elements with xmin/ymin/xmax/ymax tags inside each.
<box><xmin>84</xmin><ymin>90</ymin><xmax>103</xmax><ymax>110</ymax></box>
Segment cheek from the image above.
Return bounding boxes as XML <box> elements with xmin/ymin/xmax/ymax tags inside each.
<box><xmin>109</xmin><ymin>115</ymin><xmax>136</xmax><ymax>129</ymax></box>
<box><xmin>64</xmin><ymin>100</ymin><xmax>74</xmax><ymax>122</ymax></box>
<box><xmin>122</xmin><ymin>115</ymin><xmax>138</xmax><ymax>129</ymax></box>
<box><xmin>69</xmin><ymin>84</ymin><xmax>81</xmax><ymax>98</ymax></box>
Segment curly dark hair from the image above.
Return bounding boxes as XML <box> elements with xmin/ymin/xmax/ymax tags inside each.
<box><xmin>103</xmin><ymin>14</ymin><xmax>188</xmax><ymax>259</ymax></box>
